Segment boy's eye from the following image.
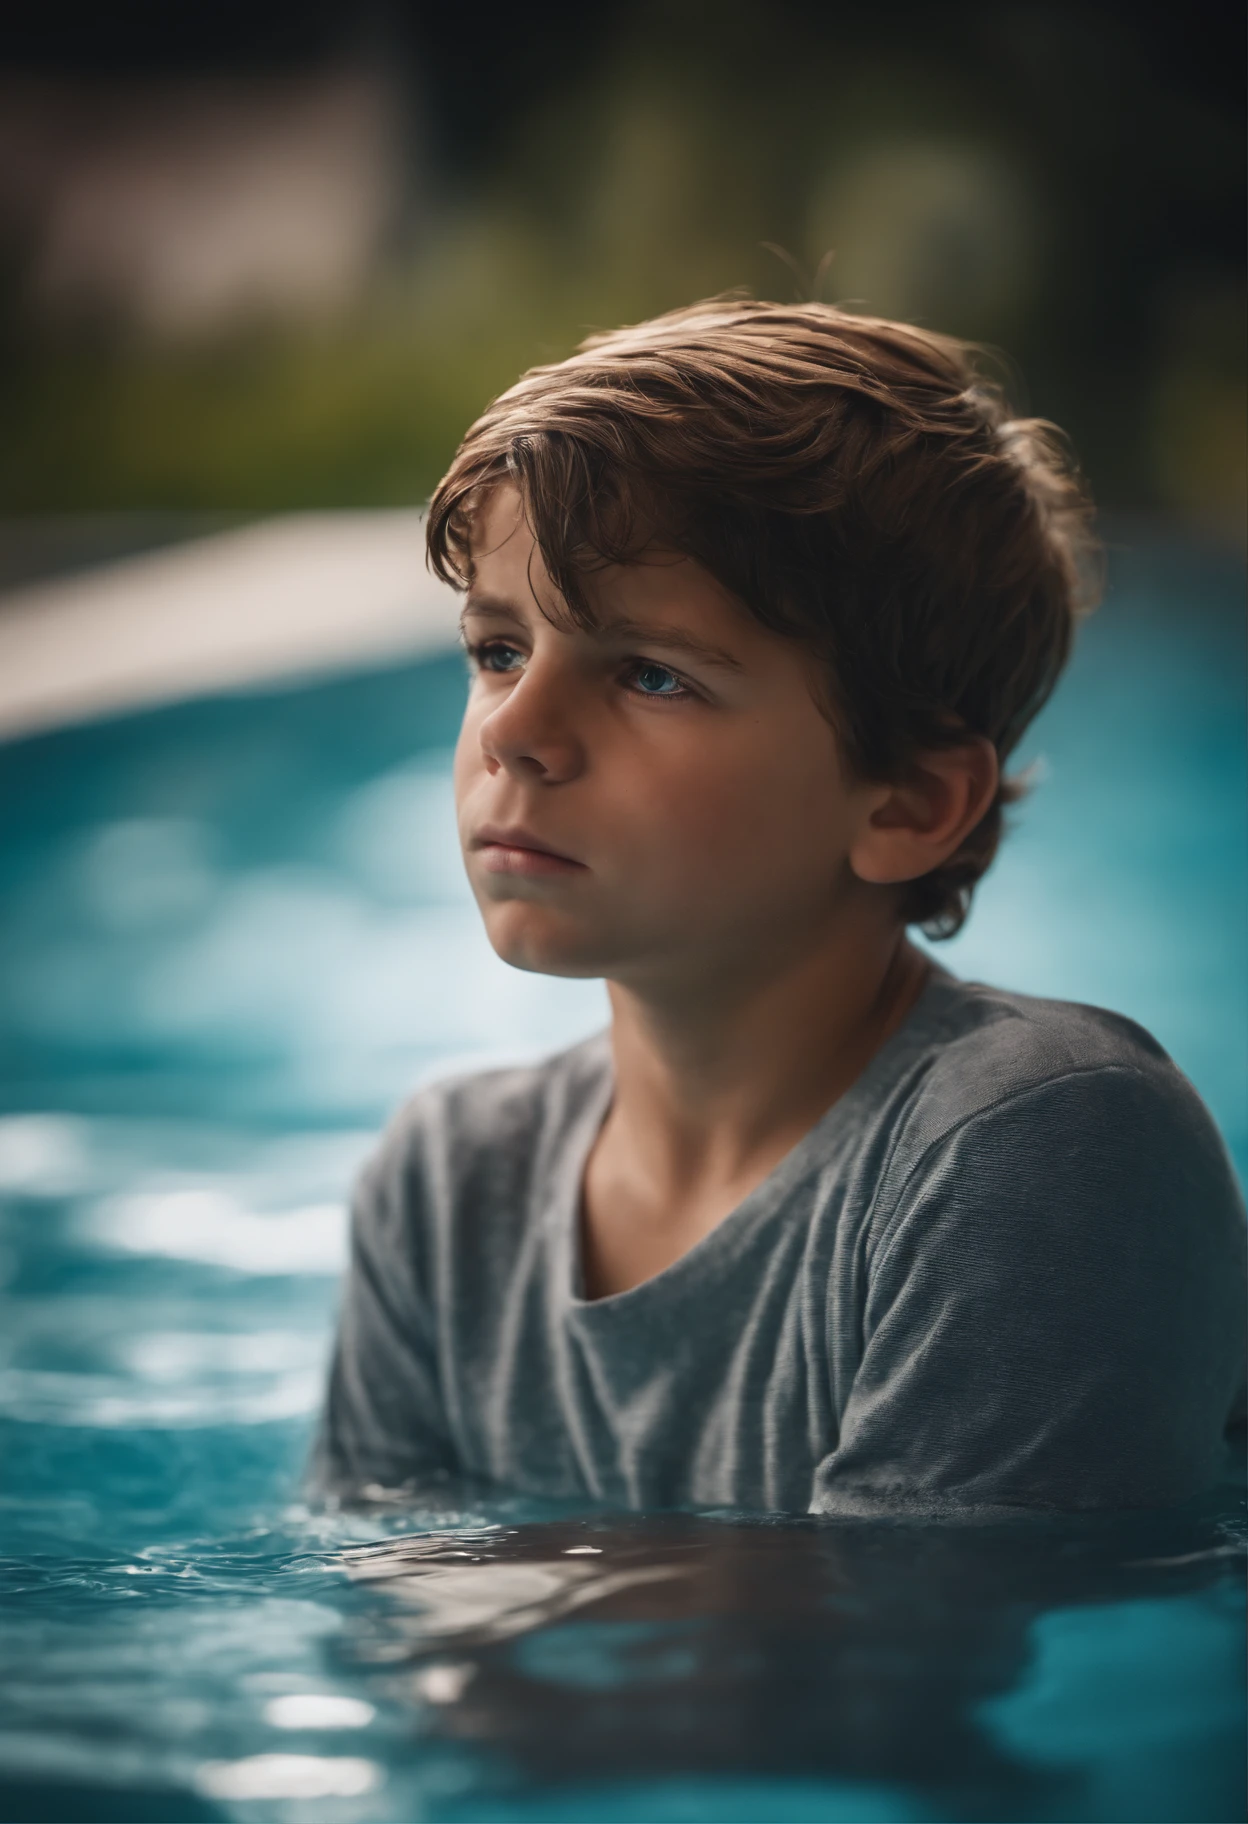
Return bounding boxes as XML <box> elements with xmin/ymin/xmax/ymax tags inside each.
<box><xmin>467</xmin><ymin>640</ymin><xmax>691</xmax><ymax>700</ymax></box>
<box><xmin>628</xmin><ymin>661</ymin><xmax>688</xmax><ymax>699</ymax></box>
<box><xmin>472</xmin><ymin>640</ymin><xmax>525</xmax><ymax>674</ymax></box>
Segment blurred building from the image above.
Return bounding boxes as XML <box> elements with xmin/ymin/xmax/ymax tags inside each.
<box><xmin>0</xmin><ymin>65</ymin><xmax>405</xmax><ymax>339</ymax></box>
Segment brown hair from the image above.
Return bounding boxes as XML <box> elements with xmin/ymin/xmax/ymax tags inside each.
<box><xmin>427</xmin><ymin>297</ymin><xmax>1099</xmax><ymax>937</ymax></box>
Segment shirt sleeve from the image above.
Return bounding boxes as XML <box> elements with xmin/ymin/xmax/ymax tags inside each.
<box><xmin>811</xmin><ymin>1063</ymin><xmax>1248</xmax><ymax>1519</ymax></box>
<box><xmin>306</xmin><ymin>1121</ymin><xmax>455</xmax><ymax>1501</ymax></box>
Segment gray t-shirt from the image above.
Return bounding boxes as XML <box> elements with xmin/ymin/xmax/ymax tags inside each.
<box><xmin>310</xmin><ymin>968</ymin><xmax>1247</xmax><ymax>1518</ymax></box>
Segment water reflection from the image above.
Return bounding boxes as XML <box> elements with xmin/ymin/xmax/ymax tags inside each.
<box><xmin>329</xmin><ymin>1508</ymin><xmax>1247</xmax><ymax>1823</ymax></box>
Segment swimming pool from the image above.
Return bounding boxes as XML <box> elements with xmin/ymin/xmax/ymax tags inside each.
<box><xmin>0</xmin><ymin>533</ymin><xmax>1243</xmax><ymax>1822</ymax></box>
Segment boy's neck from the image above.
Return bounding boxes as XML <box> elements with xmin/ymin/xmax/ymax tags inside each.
<box><xmin>600</xmin><ymin>916</ymin><xmax>931</xmax><ymax>1194</ymax></box>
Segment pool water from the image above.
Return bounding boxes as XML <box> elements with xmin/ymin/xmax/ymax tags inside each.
<box><xmin>0</xmin><ymin>534</ymin><xmax>1244</xmax><ymax>1823</ymax></box>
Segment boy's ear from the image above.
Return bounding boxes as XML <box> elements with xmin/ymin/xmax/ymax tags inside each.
<box><xmin>848</xmin><ymin>737</ymin><xmax>1000</xmax><ymax>887</ymax></box>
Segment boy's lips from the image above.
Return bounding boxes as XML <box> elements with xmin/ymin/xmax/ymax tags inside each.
<box><xmin>470</xmin><ymin>824</ymin><xmax>586</xmax><ymax>876</ymax></box>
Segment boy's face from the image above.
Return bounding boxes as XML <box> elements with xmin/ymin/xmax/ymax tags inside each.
<box><xmin>453</xmin><ymin>483</ymin><xmax>884</xmax><ymax>987</ymax></box>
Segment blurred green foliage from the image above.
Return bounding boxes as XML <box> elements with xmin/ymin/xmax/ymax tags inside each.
<box><xmin>1</xmin><ymin>1</ymin><xmax>1243</xmax><ymax>529</ymax></box>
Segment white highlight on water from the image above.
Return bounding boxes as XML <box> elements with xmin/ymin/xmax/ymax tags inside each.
<box><xmin>85</xmin><ymin>1188</ymin><xmax>348</xmax><ymax>1275</ymax></box>
<box><xmin>411</xmin><ymin>1663</ymin><xmax>475</xmax><ymax>1704</ymax></box>
<box><xmin>263</xmin><ymin>1694</ymin><xmax>376</xmax><ymax>1730</ymax></box>
<box><xmin>0</xmin><ymin>1115</ymin><xmax>90</xmax><ymax>1196</ymax></box>
<box><xmin>195</xmin><ymin>1753</ymin><xmax>382</xmax><ymax>1800</ymax></box>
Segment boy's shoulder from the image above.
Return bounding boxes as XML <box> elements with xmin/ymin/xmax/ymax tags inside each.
<box><xmin>910</xmin><ymin>969</ymin><xmax>1181</xmax><ymax>1100</ymax></box>
<box><xmin>363</xmin><ymin>1031</ymin><xmax>611</xmax><ymax>1197</ymax></box>
<box><xmin>880</xmin><ymin>970</ymin><xmax>1237</xmax><ymax>1208</ymax></box>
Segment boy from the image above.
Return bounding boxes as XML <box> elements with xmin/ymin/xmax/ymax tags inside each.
<box><xmin>312</xmin><ymin>299</ymin><xmax>1246</xmax><ymax>1517</ymax></box>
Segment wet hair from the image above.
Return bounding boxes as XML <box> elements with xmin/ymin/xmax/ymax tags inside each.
<box><xmin>427</xmin><ymin>296</ymin><xmax>1099</xmax><ymax>936</ymax></box>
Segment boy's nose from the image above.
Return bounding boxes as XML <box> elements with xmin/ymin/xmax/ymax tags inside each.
<box><xmin>477</xmin><ymin>669</ymin><xmax>585</xmax><ymax>784</ymax></box>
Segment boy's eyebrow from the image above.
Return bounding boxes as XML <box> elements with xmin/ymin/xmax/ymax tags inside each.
<box><xmin>461</xmin><ymin>593</ymin><xmax>529</xmax><ymax>626</ymax></box>
<box><xmin>597</xmin><ymin>617</ymin><xmax>745</xmax><ymax>672</ymax></box>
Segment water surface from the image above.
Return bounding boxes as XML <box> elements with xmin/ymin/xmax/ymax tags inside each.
<box><xmin>0</xmin><ymin>535</ymin><xmax>1243</xmax><ymax>1822</ymax></box>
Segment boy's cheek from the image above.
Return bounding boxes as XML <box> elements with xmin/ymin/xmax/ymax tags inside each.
<box><xmin>622</xmin><ymin>766</ymin><xmax>819</xmax><ymax>866</ymax></box>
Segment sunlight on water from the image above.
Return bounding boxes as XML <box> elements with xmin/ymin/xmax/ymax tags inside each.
<box><xmin>263</xmin><ymin>1693</ymin><xmax>377</xmax><ymax>1729</ymax></box>
<box><xmin>85</xmin><ymin>1189</ymin><xmax>348</xmax><ymax>1275</ymax></box>
<box><xmin>195</xmin><ymin>1752</ymin><xmax>384</xmax><ymax>1800</ymax></box>
<box><xmin>346</xmin><ymin>1540</ymin><xmax>690</xmax><ymax>1643</ymax></box>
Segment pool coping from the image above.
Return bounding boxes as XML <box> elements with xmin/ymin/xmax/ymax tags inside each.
<box><xmin>0</xmin><ymin>511</ymin><xmax>461</xmax><ymax>742</ymax></box>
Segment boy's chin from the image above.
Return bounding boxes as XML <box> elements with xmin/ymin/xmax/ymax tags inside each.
<box><xmin>481</xmin><ymin>908</ymin><xmax>615</xmax><ymax>980</ymax></box>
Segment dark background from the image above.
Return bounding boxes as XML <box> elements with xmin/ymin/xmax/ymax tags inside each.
<box><xmin>0</xmin><ymin>0</ymin><xmax>1243</xmax><ymax>530</ymax></box>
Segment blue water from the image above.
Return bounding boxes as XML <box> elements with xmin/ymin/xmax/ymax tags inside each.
<box><xmin>0</xmin><ymin>534</ymin><xmax>1243</xmax><ymax>1822</ymax></box>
